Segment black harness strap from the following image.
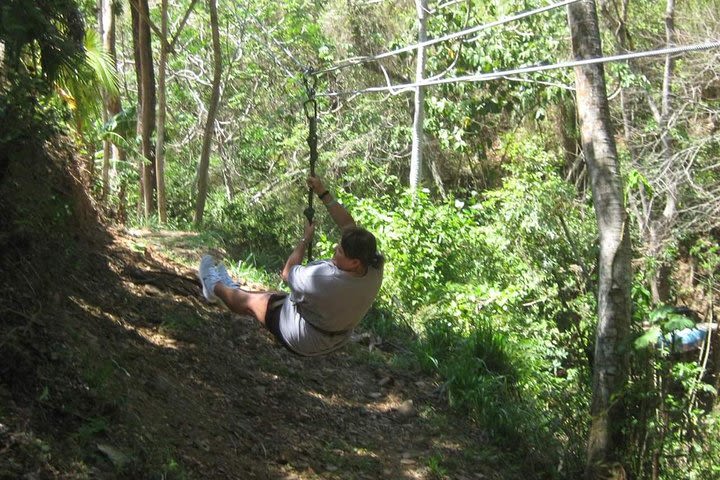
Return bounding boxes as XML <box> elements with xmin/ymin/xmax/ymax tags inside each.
<box><xmin>302</xmin><ymin>69</ymin><xmax>318</xmax><ymax>261</ymax></box>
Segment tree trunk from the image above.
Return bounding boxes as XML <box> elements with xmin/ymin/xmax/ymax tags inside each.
<box><xmin>193</xmin><ymin>0</ymin><xmax>222</xmax><ymax>226</ymax></box>
<box><xmin>102</xmin><ymin>0</ymin><xmax>123</xmax><ymax>201</ymax></box>
<box><xmin>218</xmin><ymin>132</ymin><xmax>235</xmax><ymax>201</ymax></box>
<box><xmin>647</xmin><ymin>0</ymin><xmax>677</xmax><ymax>304</ymax></box>
<box><xmin>131</xmin><ymin>0</ymin><xmax>156</xmax><ymax>218</ymax></box>
<box><xmin>558</xmin><ymin>95</ymin><xmax>588</xmax><ymax>196</ymax></box>
<box><xmin>98</xmin><ymin>0</ymin><xmax>109</xmax><ymax>195</ymax></box>
<box><xmin>155</xmin><ymin>0</ymin><xmax>168</xmax><ymax>223</ymax></box>
<box><xmin>567</xmin><ymin>2</ymin><xmax>633</xmax><ymax>478</ymax></box>
<box><xmin>0</xmin><ymin>41</ymin><xmax>5</xmax><ymax>84</ymax></box>
<box><xmin>409</xmin><ymin>0</ymin><xmax>428</xmax><ymax>192</ymax></box>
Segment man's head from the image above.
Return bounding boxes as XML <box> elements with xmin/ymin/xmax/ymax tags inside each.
<box><xmin>333</xmin><ymin>227</ymin><xmax>382</xmax><ymax>272</ymax></box>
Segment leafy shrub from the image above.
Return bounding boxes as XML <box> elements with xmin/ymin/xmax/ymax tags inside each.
<box><xmin>346</xmin><ymin>186</ymin><xmax>488</xmax><ymax>311</ymax></box>
<box><xmin>626</xmin><ymin>304</ymin><xmax>719</xmax><ymax>479</ymax></box>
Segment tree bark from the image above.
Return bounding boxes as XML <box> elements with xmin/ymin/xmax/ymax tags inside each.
<box><xmin>193</xmin><ymin>0</ymin><xmax>222</xmax><ymax>225</ymax></box>
<box><xmin>0</xmin><ymin>41</ymin><xmax>5</xmax><ymax>84</ymax></box>
<box><xmin>130</xmin><ymin>0</ymin><xmax>156</xmax><ymax>218</ymax></box>
<box><xmin>102</xmin><ymin>0</ymin><xmax>123</xmax><ymax>201</ymax></box>
<box><xmin>567</xmin><ymin>1</ymin><xmax>633</xmax><ymax>478</ymax></box>
<box><xmin>155</xmin><ymin>0</ymin><xmax>168</xmax><ymax>223</ymax></box>
<box><xmin>557</xmin><ymin>96</ymin><xmax>584</xmax><ymax>191</ymax></box>
<box><xmin>98</xmin><ymin>0</ymin><xmax>108</xmax><ymax>194</ymax></box>
<box><xmin>409</xmin><ymin>0</ymin><xmax>428</xmax><ymax>192</ymax></box>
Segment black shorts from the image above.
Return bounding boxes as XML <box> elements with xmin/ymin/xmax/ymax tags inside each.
<box><xmin>264</xmin><ymin>293</ymin><xmax>291</xmax><ymax>348</ymax></box>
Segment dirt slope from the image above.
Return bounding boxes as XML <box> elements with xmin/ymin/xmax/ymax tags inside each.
<box><xmin>0</xmin><ymin>136</ymin><xmax>520</xmax><ymax>479</ymax></box>
<box><xmin>1</xmin><ymin>227</ymin><xmax>506</xmax><ymax>479</ymax></box>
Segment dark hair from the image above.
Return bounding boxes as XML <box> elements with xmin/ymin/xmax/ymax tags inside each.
<box><xmin>341</xmin><ymin>227</ymin><xmax>384</xmax><ymax>269</ymax></box>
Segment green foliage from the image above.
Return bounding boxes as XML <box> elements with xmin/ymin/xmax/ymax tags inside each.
<box><xmin>426</xmin><ymin>453</ymin><xmax>448</xmax><ymax>479</ymax></box>
<box><xmin>204</xmin><ymin>188</ymin><xmax>298</xmax><ymax>261</ymax></box>
<box><xmin>423</xmin><ymin>0</ymin><xmax>574</xmax><ymax>155</ymax></box>
<box><xmin>5</xmin><ymin>0</ymin><xmax>717</xmax><ymax>477</ymax></box>
<box><xmin>229</xmin><ymin>252</ymin><xmax>281</xmax><ymax>287</ymax></box>
<box><xmin>626</xmin><ymin>302</ymin><xmax>717</xmax><ymax>479</ymax></box>
<box><xmin>687</xmin><ymin>413</ymin><xmax>720</xmax><ymax>479</ymax></box>
<box><xmin>689</xmin><ymin>238</ymin><xmax>720</xmax><ymax>285</ymax></box>
<box><xmin>651</xmin><ymin>306</ymin><xmax>695</xmax><ymax>332</ymax></box>
<box><xmin>55</xmin><ymin>27</ymin><xmax>119</xmax><ymax>133</ymax></box>
<box><xmin>0</xmin><ymin>76</ymin><xmax>61</xmax><ymax>168</ymax></box>
<box><xmin>0</xmin><ymin>0</ymin><xmax>85</xmax><ymax>83</ymax></box>
<box><xmin>347</xmin><ymin>187</ymin><xmax>482</xmax><ymax>310</ymax></box>
<box><xmin>159</xmin><ymin>457</ymin><xmax>188</xmax><ymax>480</ymax></box>
<box><xmin>331</xmin><ymin>137</ymin><xmax>595</xmax><ymax>476</ymax></box>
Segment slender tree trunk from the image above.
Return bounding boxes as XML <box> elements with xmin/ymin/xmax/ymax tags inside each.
<box><xmin>131</xmin><ymin>0</ymin><xmax>156</xmax><ymax>218</ymax></box>
<box><xmin>138</xmin><ymin>0</ymin><xmax>156</xmax><ymax>218</ymax></box>
<box><xmin>130</xmin><ymin>1</ymin><xmax>143</xmax><ymax>214</ymax></box>
<box><xmin>155</xmin><ymin>0</ymin><xmax>168</xmax><ymax>223</ymax></box>
<box><xmin>0</xmin><ymin>42</ymin><xmax>5</xmax><ymax>84</ymax></box>
<box><xmin>567</xmin><ymin>2</ymin><xmax>633</xmax><ymax>478</ymax></box>
<box><xmin>647</xmin><ymin>0</ymin><xmax>677</xmax><ymax>304</ymax></box>
<box><xmin>102</xmin><ymin>0</ymin><xmax>122</xmax><ymax>201</ymax></box>
<box><xmin>98</xmin><ymin>0</ymin><xmax>109</xmax><ymax>196</ymax></box>
<box><xmin>409</xmin><ymin>0</ymin><xmax>428</xmax><ymax>192</ymax></box>
<box><xmin>194</xmin><ymin>0</ymin><xmax>222</xmax><ymax>225</ymax></box>
<box><xmin>218</xmin><ymin>133</ymin><xmax>235</xmax><ymax>201</ymax></box>
<box><xmin>557</xmin><ymin>96</ymin><xmax>584</xmax><ymax>191</ymax></box>
<box><xmin>428</xmin><ymin>155</ymin><xmax>446</xmax><ymax>199</ymax></box>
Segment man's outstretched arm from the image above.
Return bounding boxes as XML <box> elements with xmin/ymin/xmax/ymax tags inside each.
<box><xmin>307</xmin><ymin>176</ymin><xmax>356</xmax><ymax>230</ymax></box>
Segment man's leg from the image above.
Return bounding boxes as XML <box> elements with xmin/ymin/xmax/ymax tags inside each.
<box><xmin>214</xmin><ymin>283</ymin><xmax>273</xmax><ymax>326</ymax></box>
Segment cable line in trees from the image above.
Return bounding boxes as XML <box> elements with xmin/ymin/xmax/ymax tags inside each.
<box><xmin>312</xmin><ymin>0</ymin><xmax>581</xmax><ymax>76</ymax></box>
<box><xmin>316</xmin><ymin>41</ymin><xmax>720</xmax><ymax>98</ymax></box>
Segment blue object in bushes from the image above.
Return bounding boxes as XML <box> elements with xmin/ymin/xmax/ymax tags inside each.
<box><xmin>657</xmin><ymin>327</ymin><xmax>708</xmax><ymax>352</ymax></box>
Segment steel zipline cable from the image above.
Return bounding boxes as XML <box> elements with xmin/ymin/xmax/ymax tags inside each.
<box><xmin>312</xmin><ymin>0</ymin><xmax>582</xmax><ymax>76</ymax></box>
<box><xmin>315</xmin><ymin>40</ymin><xmax>720</xmax><ymax>98</ymax></box>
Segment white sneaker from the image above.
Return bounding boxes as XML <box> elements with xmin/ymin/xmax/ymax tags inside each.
<box><xmin>216</xmin><ymin>263</ymin><xmax>241</xmax><ymax>289</ymax></box>
<box><xmin>198</xmin><ymin>255</ymin><xmax>221</xmax><ymax>303</ymax></box>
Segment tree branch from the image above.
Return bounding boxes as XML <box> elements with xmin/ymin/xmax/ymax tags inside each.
<box><xmin>169</xmin><ymin>0</ymin><xmax>200</xmax><ymax>52</ymax></box>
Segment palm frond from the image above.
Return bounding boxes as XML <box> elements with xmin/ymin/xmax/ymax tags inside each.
<box><xmin>82</xmin><ymin>28</ymin><xmax>119</xmax><ymax>95</ymax></box>
<box><xmin>54</xmin><ymin>28</ymin><xmax>120</xmax><ymax>132</ymax></box>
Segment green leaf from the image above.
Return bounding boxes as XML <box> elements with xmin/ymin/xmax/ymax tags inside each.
<box><xmin>634</xmin><ymin>326</ymin><xmax>661</xmax><ymax>350</ymax></box>
<box><xmin>38</xmin><ymin>385</ymin><xmax>50</xmax><ymax>402</ymax></box>
<box><xmin>663</xmin><ymin>314</ymin><xmax>695</xmax><ymax>332</ymax></box>
<box><xmin>649</xmin><ymin>305</ymin><xmax>675</xmax><ymax>323</ymax></box>
<box><xmin>626</xmin><ymin>169</ymin><xmax>654</xmax><ymax>196</ymax></box>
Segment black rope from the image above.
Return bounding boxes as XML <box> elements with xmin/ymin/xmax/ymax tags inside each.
<box><xmin>302</xmin><ymin>69</ymin><xmax>318</xmax><ymax>261</ymax></box>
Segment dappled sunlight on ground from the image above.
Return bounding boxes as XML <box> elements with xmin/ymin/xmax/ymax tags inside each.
<box><xmin>1</xmin><ymin>226</ymin><xmax>509</xmax><ymax>479</ymax></box>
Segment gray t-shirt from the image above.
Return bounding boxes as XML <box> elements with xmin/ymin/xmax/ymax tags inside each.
<box><xmin>278</xmin><ymin>259</ymin><xmax>383</xmax><ymax>356</ymax></box>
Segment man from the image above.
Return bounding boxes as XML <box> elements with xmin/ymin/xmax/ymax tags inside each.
<box><xmin>198</xmin><ymin>176</ymin><xmax>384</xmax><ymax>356</ymax></box>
